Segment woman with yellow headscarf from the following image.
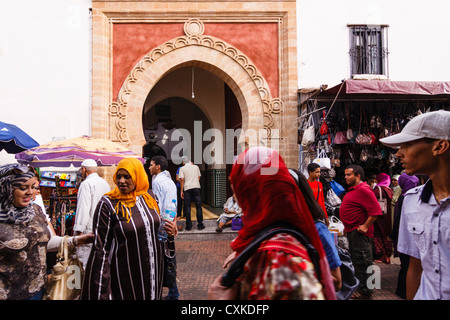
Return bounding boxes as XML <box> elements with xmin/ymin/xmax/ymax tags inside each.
<box><xmin>81</xmin><ymin>158</ymin><xmax>177</xmax><ymax>300</ymax></box>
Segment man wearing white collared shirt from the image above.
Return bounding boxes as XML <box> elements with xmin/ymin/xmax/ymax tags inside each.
<box><xmin>179</xmin><ymin>156</ymin><xmax>204</xmax><ymax>231</ymax></box>
<box><xmin>73</xmin><ymin>159</ymin><xmax>110</xmax><ymax>269</ymax></box>
<box><xmin>380</xmin><ymin>110</ymin><xmax>450</xmax><ymax>300</ymax></box>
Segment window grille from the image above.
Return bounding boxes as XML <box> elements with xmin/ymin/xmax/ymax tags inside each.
<box><xmin>349</xmin><ymin>25</ymin><xmax>389</xmax><ymax>77</ymax></box>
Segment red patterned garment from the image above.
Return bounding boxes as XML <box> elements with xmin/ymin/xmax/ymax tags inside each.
<box><xmin>238</xmin><ymin>233</ymin><xmax>324</xmax><ymax>300</ymax></box>
<box><xmin>229</xmin><ymin>147</ymin><xmax>336</xmax><ymax>300</ymax></box>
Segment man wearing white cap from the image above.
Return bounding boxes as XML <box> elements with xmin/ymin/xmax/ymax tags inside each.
<box><xmin>380</xmin><ymin>110</ymin><xmax>450</xmax><ymax>300</ymax></box>
<box><xmin>73</xmin><ymin>159</ymin><xmax>111</xmax><ymax>268</ymax></box>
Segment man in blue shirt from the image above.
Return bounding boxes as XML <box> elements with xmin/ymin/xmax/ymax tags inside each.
<box><xmin>149</xmin><ymin>155</ymin><xmax>180</xmax><ymax>300</ymax></box>
<box><xmin>380</xmin><ymin>110</ymin><xmax>450</xmax><ymax>300</ymax></box>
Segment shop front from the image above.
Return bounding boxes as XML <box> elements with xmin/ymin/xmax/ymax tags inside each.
<box><xmin>298</xmin><ymin>79</ymin><xmax>450</xmax><ymax>214</ymax></box>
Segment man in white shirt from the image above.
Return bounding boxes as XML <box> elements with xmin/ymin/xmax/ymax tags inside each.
<box><xmin>73</xmin><ymin>159</ymin><xmax>110</xmax><ymax>268</ymax></box>
<box><xmin>380</xmin><ymin>110</ymin><xmax>450</xmax><ymax>300</ymax></box>
<box><xmin>179</xmin><ymin>156</ymin><xmax>204</xmax><ymax>231</ymax></box>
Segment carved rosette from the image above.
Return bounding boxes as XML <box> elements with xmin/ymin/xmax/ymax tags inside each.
<box><xmin>109</xmin><ymin>18</ymin><xmax>283</xmax><ymax>142</ymax></box>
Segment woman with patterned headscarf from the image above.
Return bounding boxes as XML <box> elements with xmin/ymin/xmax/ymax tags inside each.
<box><xmin>81</xmin><ymin>157</ymin><xmax>177</xmax><ymax>300</ymax></box>
<box><xmin>208</xmin><ymin>147</ymin><xmax>336</xmax><ymax>300</ymax></box>
<box><xmin>0</xmin><ymin>163</ymin><xmax>93</xmax><ymax>300</ymax></box>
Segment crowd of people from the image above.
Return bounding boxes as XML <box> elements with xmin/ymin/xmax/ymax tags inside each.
<box><xmin>0</xmin><ymin>110</ymin><xmax>448</xmax><ymax>300</ymax></box>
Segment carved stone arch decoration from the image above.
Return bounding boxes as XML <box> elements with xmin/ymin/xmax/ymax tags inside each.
<box><xmin>109</xmin><ymin>18</ymin><xmax>283</xmax><ymax>146</ymax></box>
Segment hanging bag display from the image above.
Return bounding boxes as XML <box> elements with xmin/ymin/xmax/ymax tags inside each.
<box><xmin>44</xmin><ymin>236</ymin><xmax>84</xmax><ymax>300</ymax></box>
<box><xmin>301</xmin><ymin>115</ymin><xmax>315</xmax><ymax>147</ymax></box>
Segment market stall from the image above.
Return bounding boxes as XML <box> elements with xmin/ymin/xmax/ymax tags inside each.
<box><xmin>37</xmin><ymin>169</ymin><xmax>79</xmax><ymax>236</ymax></box>
<box><xmin>16</xmin><ymin>135</ymin><xmax>145</xmax><ymax>236</ymax></box>
<box><xmin>298</xmin><ymin>79</ymin><xmax>450</xmax><ymax>217</ymax></box>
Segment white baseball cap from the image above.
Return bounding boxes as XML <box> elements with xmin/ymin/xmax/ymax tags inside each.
<box><xmin>380</xmin><ymin>110</ymin><xmax>450</xmax><ymax>148</ymax></box>
<box><xmin>81</xmin><ymin>159</ymin><xmax>97</xmax><ymax>168</ymax></box>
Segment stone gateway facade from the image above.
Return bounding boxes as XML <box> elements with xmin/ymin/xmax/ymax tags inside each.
<box><xmin>91</xmin><ymin>0</ymin><xmax>298</xmax><ymax>204</ymax></box>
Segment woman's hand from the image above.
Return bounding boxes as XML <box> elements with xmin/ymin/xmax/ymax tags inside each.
<box><xmin>164</xmin><ymin>218</ymin><xmax>178</xmax><ymax>237</ymax></box>
<box><xmin>76</xmin><ymin>233</ymin><xmax>95</xmax><ymax>245</ymax></box>
<box><xmin>222</xmin><ymin>251</ymin><xmax>237</xmax><ymax>269</ymax></box>
<box><xmin>207</xmin><ymin>275</ymin><xmax>239</xmax><ymax>300</ymax></box>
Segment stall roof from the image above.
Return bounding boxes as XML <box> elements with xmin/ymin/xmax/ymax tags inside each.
<box><xmin>315</xmin><ymin>80</ymin><xmax>450</xmax><ymax>101</ymax></box>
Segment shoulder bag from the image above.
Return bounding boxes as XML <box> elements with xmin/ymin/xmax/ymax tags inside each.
<box><xmin>44</xmin><ymin>236</ymin><xmax>84</xmax><ymax>300</ymax></box>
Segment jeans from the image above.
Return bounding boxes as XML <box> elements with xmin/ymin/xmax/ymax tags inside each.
<box><xmin>347</xmin><ymin>230</ymin><xmax>374</xmax><ymax>296</ymax></box>
<box><xmin>164</xmin><ymin>256</ymin><xmax>180</xmax><ymax>300</ymax></box>
<box><xmin>183</xmin><ymin>188</ymin><xmax>203</xmax><ymax>228</ymax></box>
<box><xmin>176</xmin><ymin>186</ymin><xmax>183</xmax><ymax>217</ymax></box>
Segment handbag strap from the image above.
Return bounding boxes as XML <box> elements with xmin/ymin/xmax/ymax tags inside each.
<box><xmin>221</xmin><ymin>222</ymin><xmax>321</xmax><ymax>288</ymax></box>
<box><xmin>316</xmin><ymin>182</ymin><xmax>320</xmax><ymax>201</ymax></box>
<box><xmin>377</xmin><ymin>186</ymin><xmax>383</xmax><ymax>201</ymax></box>
<box><xmin>58</xmin><ymin>236</ymin><xmax>70</xmax><ymax>262</ymax></box>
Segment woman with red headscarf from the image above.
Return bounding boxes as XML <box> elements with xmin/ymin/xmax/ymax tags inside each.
<box><xmin>373</xmin><ymin>173</ymin><xmax>394</xmax><ymax>264</ymax></box>
<box><xmin>208</xmin><ymin>147</ymin><xmax>336</xmax><ymax>300</ymax></box>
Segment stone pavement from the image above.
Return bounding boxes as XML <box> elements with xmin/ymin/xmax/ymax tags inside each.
<box><xmin>164</xmin><ymin>219</ymin><xmax>404</xmax><ymax>300</ymax></box>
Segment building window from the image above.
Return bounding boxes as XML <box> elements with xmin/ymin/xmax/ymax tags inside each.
<box><xmin>349</xmin><ymin>25</ymin><xmax>389</xmax><ymax>77</ymax></box>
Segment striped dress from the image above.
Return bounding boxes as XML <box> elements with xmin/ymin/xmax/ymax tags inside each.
<box><xmin>81</xmin><ymin>195</ymin><xmax>164</xmax><ymax>300</ymax></box>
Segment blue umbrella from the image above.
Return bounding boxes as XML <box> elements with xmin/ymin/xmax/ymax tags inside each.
<box><xmin>0</xmin><ymin>121</ymin><xmax>39</xmax><ymax>154</ymax></box>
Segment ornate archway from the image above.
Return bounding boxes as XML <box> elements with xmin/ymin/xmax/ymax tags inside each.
<box><xmin>108</xmin><ymin>19</ymin><xmax>283</xmax><ymax>154</ymax></box>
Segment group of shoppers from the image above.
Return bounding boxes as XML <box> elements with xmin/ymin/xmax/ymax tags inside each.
<box><xmin>1</xmin><ymin>110</ymin><xmax>448</xmax><ymax>300</ymax></box>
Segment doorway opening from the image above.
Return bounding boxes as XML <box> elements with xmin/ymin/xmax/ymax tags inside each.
<box><xmin>142</xmin><ymin>66</ymin><xmax>242</xmax><ymax>208</ymax></box>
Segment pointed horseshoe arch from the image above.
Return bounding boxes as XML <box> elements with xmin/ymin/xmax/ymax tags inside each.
<box><xmin>109</xmin><ymin>18</ymin><xmax>283</xmax><ymax>150</ymax></box>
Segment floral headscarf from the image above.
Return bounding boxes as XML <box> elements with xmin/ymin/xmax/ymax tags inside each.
<box><xmin>105</xmin><ymin>157</ymin><xmax>159</xmax><ymax>222</ymax></box>
<box><xmin>0</xmin><ymin>163</ymin><xmax>36</xmax><ymax>224</ymax></box>
<box><xmin>229</xmin><ymin>147</ymin><xmax>336</xmax><ymax>300</ymax></box>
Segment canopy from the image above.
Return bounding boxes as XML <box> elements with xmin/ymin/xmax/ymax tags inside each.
<box><xmin>15</xmin><ymin>135</ymin><xmax>144</xmax><ymax>167</ymax></box>
<box><xmin>0</xmin><ymin>121</ymin><xmax>39</xmax><ymax>154</ymax></box>
<box><xmin>324</xmin><ymin>80</ymin><xmax>450</xmax><ymax>96</ymax></box>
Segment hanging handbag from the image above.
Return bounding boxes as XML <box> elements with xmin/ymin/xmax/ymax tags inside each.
<box><xmin>327</xmin><ymin>188</ymin><xmax>342</xmax><ymax>207</ymax></box>
<box><xmin>355</xmin><ymin>108</ymin><xmax>374</xmax><ymax>145</ymax></box>
<box><xmin>319</xmin><ymin>110</ymin><xmax>329</xmax><ymax>135</ymax></box>
<box><xmin>301</xmin><ymin>115</ymin><xmax>315</xmax><ymax>147</ymax></box>
<box><xmin>376</xmin><ymin>186</ymin><xmax>388</xmax><ymax>215</ymax></box>
<box><xmin>330</xmin><ymin>180</ymin><xmax>345</xmax><ymax>196</ymax></box>
<box><xmin>312</xmin><ymin>149</ymin><xmax>331</xmax><ymax>169</ymax></box>
<box><xmin>346</xmin><ymin>110</ymin><xmax>354</xmax><ymax>140</ymax></box>
<box><xmin>360</xmin><ymin>147</ymin><xmax>369</xmax><ymax>162</ymax></box>
<box><xmin>44</xmin><ymin>236</ymin><xmax>84</xmax><ymax>300</ymax></box>
<box><xmin>328</xmin><ymin>215</ymin><xmax>344</xmax><ymax>235</ymax></box>
<box><xmin>333</xmin><ymin>131</ymin><xmax>349</xmax><ymax>144</ymax></box>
